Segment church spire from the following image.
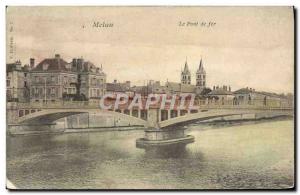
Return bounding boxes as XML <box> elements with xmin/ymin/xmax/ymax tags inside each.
<box><xmin>183</xmin><ymin>58</ymin><xmax>190</xmax><ymax>74</ymax></box>
<box><xmin>181</xmin><ymin>58</ymin><xmax>191</xmax><ymax>85</ymax></box>
<box><xmin>184</xmin><ymin>61</ymin><xmax>188</xmax><ymax>72</ymax></box>
<box><xmin>199</xmin><ymin>58</ymin><xmax>203</xmax><ymax>69</ymax></box>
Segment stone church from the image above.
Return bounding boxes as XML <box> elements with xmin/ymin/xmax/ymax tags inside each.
<box><xmin>180</xmin><ymin>58</ymin><xmax>206</xmax><ymax>94</ymax></box>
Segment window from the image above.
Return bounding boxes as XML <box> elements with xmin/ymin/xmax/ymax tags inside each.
<box><xmin>35</xmin><ymin>76</ymin><xmax>38</xmax><ymax>82</ymax></box>
<box><xmin>43</xmin><ymin>63</ymin><xmax>49</xmax><ymax>70</ymax></box>
<box><xmin>51</xmin><ymin>76</ymin><xmax>55</xmax><ymax>82</ymax></box>
<box><xmin>46</xmin><ymin>76</ymin><xmax>51</xmax><ymax>82</ymax></box>
<box><xmin>39</xmin><ymin>88</ymin><xmax>43</xmax><ymax>96</ymax></box>
<box><xmin>51</xmin><ymin>87</ymin><xmax>55</xmax><ymax>94</ymax></box>
<box><xmin>64</xmin><ymin>76</ymin><xmax>67</xmax><ymax>84</ymax></box>
<box><xmin>6</xmin><ymin>80</ymin><xmax>10</xmax><ymax>87</ymax></box>
<box><xmin>7</xmin><ymin>90</ymin><xmax>11</xmax><ymax>98</ymax></box>
<box><xmin>92</xmin><ymin>78</ymin><xmax>96</xmax><ymax>85</ymax></box>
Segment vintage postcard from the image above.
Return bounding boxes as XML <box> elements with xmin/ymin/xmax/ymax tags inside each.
<box><xmin>6</xmin><ymin>6</ymin><xmax>294</xmax><ymax>190</ymax></box>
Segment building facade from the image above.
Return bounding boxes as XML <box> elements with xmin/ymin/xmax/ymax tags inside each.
<box><xmin>29</xmin><ymin>54</ymin><xmax>106</xmax><ymax>102</ymax></box>
<box><xmin>207</xmin><ymin>85</ymin><xmax>234</xmax><ymax>105</ymax></box>
<box><xmin>233</xmin><ymin>87</ymin><xmax>291</xmax><ymax>107</ymax></box>
<box><xmin>6</xmin><ymin>60</ymin><xmax>30</xmax><ymax>102</ymax></box>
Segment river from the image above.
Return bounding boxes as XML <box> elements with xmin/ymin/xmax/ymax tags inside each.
<box><xmin>7</xmin><ymin>119</ymin><xmax>294</xmax><ymax>189</ymax></box>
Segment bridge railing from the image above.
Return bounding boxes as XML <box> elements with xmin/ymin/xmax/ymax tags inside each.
<box><xmin>7</xmin><ymin>99</ymin><xmax>293</xmax><ymax>110</ymax></box>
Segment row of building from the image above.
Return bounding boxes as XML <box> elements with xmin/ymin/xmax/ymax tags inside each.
<box><xmin>6</xmin><ymin>54</ymin><xmax>293</xmax><ymax>107</ymax></box>
<box><xmin>7</xmin><ymin>54</ymin><xmax>106</xmax><ymax>103</ymax></box>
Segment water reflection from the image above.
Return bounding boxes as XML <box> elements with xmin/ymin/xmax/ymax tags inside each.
<box><xmin>143</xmin><ymin>144</ymin><xmax>190</xmax><ymax>159</ymax></box>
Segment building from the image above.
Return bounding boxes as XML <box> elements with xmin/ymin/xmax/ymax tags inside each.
<box><xmin>207</xmin><ymin>85</ymin><xmax>234</xmax><ymax>105</ymax></box>
<box><xmin>233</xmin><ymin>87</ymin><xmax>291</xmax><ymax>107</ymax></box>
<box><xmin>147</xmin><ymin>80</ymin><xmax>167</xmax><ymax>94</ymax></box>
<box><xmin>181</xmin><ymin>61</ymin><xmax>191</xmax><ymax>85</ymax></box>
<box><xmin>165</xmin><ymin>81</ymin><xmax>196</xmax><ymax>95</ymax></box>
<box><xmin>77</xmin><ymin>61</ymin><xmax>106</xmax><ymax>99</ymax></box>
<box><xmin>29</xmin><ymin>54</ymin><xmax>106</xmax><ymax>102</ymax></box>
<box><xmin>106</xmin><ymin>80</ymin><xmax>132</xmax><ymax>96</ymax></box>
<box><xmin>6</xmin><ymin>60</ymin><xmax>30</xmax><ymax>102</ymax></box>
<box><xmin>196</xmin><ymin>58</ymin><xmax>206</xmax><ymax>93</ymax></box>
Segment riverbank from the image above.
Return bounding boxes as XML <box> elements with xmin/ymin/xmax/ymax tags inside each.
<box><xmin>8</xmin><ymin>125</ymin><xmax>145</xmax><ymax>136</ymax></box>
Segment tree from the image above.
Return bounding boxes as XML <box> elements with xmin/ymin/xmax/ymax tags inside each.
<box><xmin>200</xmin><ymin>87</ymin><xmax>212</xmax><ymax>96</ymax></box>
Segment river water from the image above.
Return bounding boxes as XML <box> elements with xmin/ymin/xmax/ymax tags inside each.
<box><xmin>7</xmin><ymin>119</ymin><xmax>294</xmax><ymax>189</ymax></box>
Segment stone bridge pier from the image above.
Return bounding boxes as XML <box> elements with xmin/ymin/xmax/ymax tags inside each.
<box><xmin>136</xmin><ymin>108</ymin><xmax>195</xmax><ymax>149</ymax></box>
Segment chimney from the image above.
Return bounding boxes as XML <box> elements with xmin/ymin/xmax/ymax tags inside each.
<box><xmin>229</xmin><ymin>86</ymin><xmax>231</xmax><ymax>92</ymax></box>
<box><xmin>213</xmin><ymin>86</ymin><xmax>216</xmax><ymax>90</ymax></box>
<box><xmin>114</xmin><ymin>79</ymin><xmax>117</xmax><ymax>84</ymax></box>
<box><xmin>126</xmin><ymin>81</ymin><xmax>131</xmax><ymax>87</ymax></box>
<box><xmin>55</xmin><ymin>54</ymin><xmax>61</xmax><ymax>70</ymax></box>
<box><xmin>30</xmin><ymin>58</ymin><xmax>35</xmax><ymax>68</ymax></box>
<box><xmin>77</xmin><ymin>58</ymin><xmax>84</xmax><ymax>71</ymax></box>
<box><xmin>72</xmin><ymin>58</ymin><xmax>77</xmax><ymax>68</ymax></box>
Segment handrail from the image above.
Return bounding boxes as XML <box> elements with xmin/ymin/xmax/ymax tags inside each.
<box><xmin>7</xmin><ymin>101</ymin><xmax>293</xmax><ymax>110</ymax></box>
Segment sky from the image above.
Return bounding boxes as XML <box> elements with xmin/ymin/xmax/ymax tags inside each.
<box><xmin>6</xmin><ymin>6</ymin><xmax>294</xmax><ymax>93</ymax></box>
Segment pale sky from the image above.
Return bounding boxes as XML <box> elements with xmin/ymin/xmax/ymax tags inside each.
<box><xmin>6</xmin><ymin>6</ymin><xmax>294</xmax><ymax>93</ymax></box>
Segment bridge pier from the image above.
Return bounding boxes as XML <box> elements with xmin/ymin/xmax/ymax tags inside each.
<box><xmin>136</xmin><ymin>128</ymin><xmax>194</xmax><ymax>149</ymax></box>
<box><xmin>136</xmin><ymin>108</ymin><xmax>195</xmax><ymax>149</ymax></box>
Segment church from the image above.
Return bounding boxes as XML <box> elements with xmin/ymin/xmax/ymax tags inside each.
<box><xmin>181</xmin><ymin>58</ymin><xmax>206</xmax><ymax>92</ymax></box>
<box><xmin>164</xmin><ymin>58</ymin><xmax>207</xmax><ymax>95</ymax></box>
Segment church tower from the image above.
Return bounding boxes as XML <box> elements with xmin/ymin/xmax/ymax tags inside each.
<box><xmin>196</xmin><ymin>58</ymin><xmax>206</xmax><ymax>91</ymax></box>
<box><xmin>181</xmin><ymin>60</ymin><xmax>191</xmax><ymax>84</ymax></box>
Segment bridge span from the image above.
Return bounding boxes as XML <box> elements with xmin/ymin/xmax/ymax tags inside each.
<box><xmin>7</xmin><ymin>102</ymin><xmax>294</xmax><ymax>130</ymax></box>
